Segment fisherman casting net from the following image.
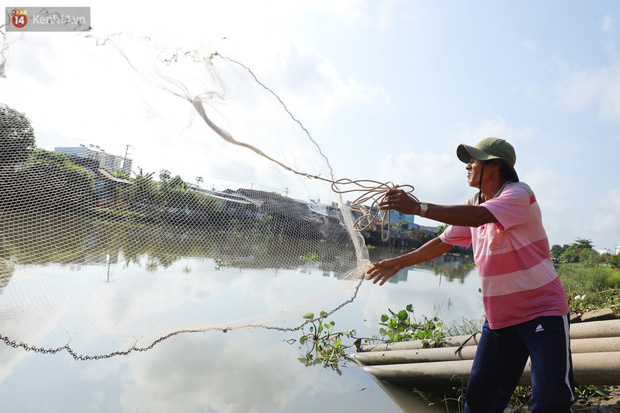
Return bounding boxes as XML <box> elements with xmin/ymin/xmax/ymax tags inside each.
<box><xmin>0</xmin><ymin>32</ymin><xmax>411</xmax><ymax>359</ymax></box>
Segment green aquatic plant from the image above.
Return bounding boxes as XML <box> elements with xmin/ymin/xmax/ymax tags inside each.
<box><xmin>378</xmin><ymin>304</ymin><xmax>446</xmax><ymax>347</ymax></box>
<box><xmin>289</xmin><ymin>304</ymin><xmax>449</xmax><ymax>376</ymax></box>
<box><xmin>289</xmin><ymin>311</ymin><xmax>358</xmax><ymax>375</ymax></box>
<box><xmin>214</xmin><ymin>259</ymin><xmax>230</xmax><ymax>270</ymax></box>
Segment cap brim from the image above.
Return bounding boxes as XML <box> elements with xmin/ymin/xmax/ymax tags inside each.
<box><xmin>457</xmin><ymin>144</ymin><xmax>519</xmax><ymax>182</ymax></box>
<box><xmin>457</xmin><ymin>144</ymin><xmax>496</xmax><ymax>163</ymax></box>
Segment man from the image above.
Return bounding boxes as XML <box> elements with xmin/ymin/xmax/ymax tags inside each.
<box><xmin>366</xmin><ymin>137</ymin><xmax>574</xmax><ymax>413</ymax></box>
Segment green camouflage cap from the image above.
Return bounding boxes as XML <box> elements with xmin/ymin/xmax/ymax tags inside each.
<box><xmin>456</xmin><ymin>137</ymin><xmax>519</xmax><ymax>181</ymax></box>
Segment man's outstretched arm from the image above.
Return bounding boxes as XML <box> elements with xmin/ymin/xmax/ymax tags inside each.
<box><xmin>366</xmin><ymin>237</ymin><xmax>452</xmax><ymax>286</ymax></box>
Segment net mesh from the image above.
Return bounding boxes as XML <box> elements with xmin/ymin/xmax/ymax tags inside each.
<box><xmin>0</xmin><ymin>33</ymin><xmax>372</xmax><ymax>359</ymax></box>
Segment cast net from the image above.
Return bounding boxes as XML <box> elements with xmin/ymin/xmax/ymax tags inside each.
<box><xmin>0</xmin><ymin>32</ymin><xmax>391</xmax><ymax>359</ymax></box>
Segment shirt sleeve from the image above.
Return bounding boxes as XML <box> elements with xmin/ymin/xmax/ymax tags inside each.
<box><xmin>439</xmin><ymin>224</ymin><xmax>472</xmax><ymax>247</ymax></box>
<box><xmin>482</xmin><ymin>185</ymin><xmax>530</xmax><ymax>230</ymax></box>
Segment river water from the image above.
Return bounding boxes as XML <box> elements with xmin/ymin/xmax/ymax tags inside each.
<box><xmin>0</xmin><ymin>218</ymin><xmax>483</xmax><ymax>412</ymax></box>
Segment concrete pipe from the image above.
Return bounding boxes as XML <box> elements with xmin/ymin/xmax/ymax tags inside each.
<box><xmin>362</xmin><ymin>351</ymin><xmax>620</xmax><ymax>387</ymax></box>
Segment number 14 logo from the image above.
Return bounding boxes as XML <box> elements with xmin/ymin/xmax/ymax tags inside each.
<box><xmin>11</xmin><ymin>9</ymin><xmax>29</xmax><ymax>29</ymax></box>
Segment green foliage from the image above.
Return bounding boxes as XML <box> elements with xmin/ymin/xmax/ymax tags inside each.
<box><xmin>559</xmin><ymin>264</ymin><xmax>619</xmax><ymax>292</ymax></box>
<box><xmin>579</xmin><ymin>248</ymin><xmax>600</xmax><ymax>267</ymax></box>
<box><xmin>292</xmin><ymin>311</ymin><xmax>357</xmax><ymax>375</ymax></box>
<box><xmin>0</xmin><ymin>103</ymin><xmax>36</xmax><ymax>169</ymax></box>
<box><xmin>291</xmin><ymin>305</ymin><xmax>448</xmax><ymax>375</ymax></box>
<box><xmin>0</xmin><ymin>107</ymin><xmax>97</xmax><ymax>212</ymax></box>
<box><xmin>574</xmin><ymin>238</ymin><xmax>595</xmax><ymax>249</ymax></box>
<box><xmin>559</xmin><ymin>238</ymin><xmax>599</xmax><ymax>264</ymax></box>
<box><xmin>128</xmin><ymin>167</ymin><xmax>220</xmax><ymax>216</ymax></box>
<box><xmin>601</xmin><ymin>253</ymin><xmax>620</xmax><ymax>270</ymax></box>
<box><xmin>550</xmin><ymin>244</ymin><xmax>567</xmax><ymax>260</ymax></box>
<box><xmin>110</xmin><ymin>170</ymin><xmax>130</xmax><ymax>180</ymax></box>
<box><xmin>9</xmin><ymin>149</ymin><xmax>96</xmax><ymax>210</ymax></box>
<box><xmin>559</xmin><ymin>246</ymin><xmax>579</xmax><ymax>263</ymax></box>
<box><xmin>378</xmin><ymin>304</ymin><xmax>446</xmax><ymax>347</ymax></box>
<box><xmin>444</xmin><ymin>317</ymin><xmax>483</xmax><ymax>337</ymax></box>
<box><xmin>214</xmin><ymin>259</ymin><xmax>230</xmax><ymax>270</ymax></box>
<box><xmin>574</xmin><ymin>384</ymin><xmax>616</xmax><ymax>401</ymax></box>
<box><xmin>158</xmin><ymin>169</ymin><xmax>171</xmax><ymax>183</ymax></box>
<box><xmin>559</xmin><ymin>264</ymin><xmax>620</xmax><ymax>316</ymax></box>
<box><xmin>300</xmin><ymin>252</ymin><xmax>319</xmax><ymax>265</ymax></box>
<box><xmin>130</xmin><ymin>167</ymin><xmax>158</xmax><ymax>204</ymax></box>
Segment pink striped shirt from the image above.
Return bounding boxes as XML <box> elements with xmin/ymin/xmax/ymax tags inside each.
<box><xmin>439</xmin><ymin>182</ymin><xmax>568</xmax><ymax>329</ymax></box>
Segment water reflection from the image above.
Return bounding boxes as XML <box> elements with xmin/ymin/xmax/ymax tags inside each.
<box><xmin>368</xmin><ymin>246</ymin><xmax>475</xmax><ymax>284</ymax></box>
<box><xmin>0</xmin><ymin>212</ymin><xmax>474</xmax><ymax>293</ymax></box>
<box><xmin>0</xmin><ymin>212</ymin><xmax>482</xmax><ymax>412</ymax></box>
<box><xmin>0</xmin><ymin>328</ymin><xmax>440</xmax><ymax>413</ymax></box>
<box><xmin>0</xmin><ymin>211</ymin><xmax>358</xmax><ymax>275</ymax></box>
<box><xmin>0</xmin><ymin>211</ymin><xmax>369</xmax><ymax>358</ymax></box>
<box><xmin>0</xmin><ymin>272</ymin><xmax>481</xmax><ymax>412</ymax></box>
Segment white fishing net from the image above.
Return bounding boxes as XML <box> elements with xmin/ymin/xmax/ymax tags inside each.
<box><xmin>0</xmin><ymin>32</ymin><xmax>374</xmax><ymax>358</ymax></box>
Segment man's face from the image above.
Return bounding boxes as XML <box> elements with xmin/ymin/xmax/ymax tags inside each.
<box><xmin>466</xmin><ymin>158</ymin><xmax>484</xmax><ymax>188</ymax></box>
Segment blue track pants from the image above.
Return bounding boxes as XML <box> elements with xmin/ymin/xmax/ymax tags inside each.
<box><xmin>464</xmin><ymin>315</ymin><xmax>574</xmax><ymax>413</ymax></box>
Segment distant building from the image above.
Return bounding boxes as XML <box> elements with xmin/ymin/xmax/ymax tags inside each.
<box><xmin>54</xmin><ymin>145</ymin><xmax>132</xmax><ymax>206</ymax></box>
<box><xmin>54</xmin><ymin>144</ymin><xmax>132</xmax><ymax>175</ymax></box>
<box><xmin>308</xmin><ymin>200</ymin><xmax>341</xmax><ymax>219</ymax></box>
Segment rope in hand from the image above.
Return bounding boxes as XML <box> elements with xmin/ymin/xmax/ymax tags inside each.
<box><xmin>330</xmin><ymin>179</ymin><xmax>418</xmax><ymax>242</ymax></box>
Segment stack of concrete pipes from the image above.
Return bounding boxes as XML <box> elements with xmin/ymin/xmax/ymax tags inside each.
<box><xmin>350</xmin><ymin>319</ymin><xmax>620</xmax><ymax>388</ymax></box>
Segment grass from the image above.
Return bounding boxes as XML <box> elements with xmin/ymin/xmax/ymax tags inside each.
<box><xmin>558</xmin><ymin>264</ymin><xmax>620</xmax><ymax>317</ymax></box>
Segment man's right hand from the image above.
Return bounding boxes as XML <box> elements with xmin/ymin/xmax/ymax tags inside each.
<box><xmin>366</xmin><ymin>259</ymin><xmax>401</xmax><ymax>286</ymax></box>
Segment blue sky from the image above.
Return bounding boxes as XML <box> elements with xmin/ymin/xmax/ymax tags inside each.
<box><xmin>2</xmin><ymin>1</ymin><xmax>620</xmax><ymax>251</ymax></box>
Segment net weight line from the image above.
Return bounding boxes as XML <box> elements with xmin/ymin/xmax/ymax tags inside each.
<box><xmin>0</xmin><ymin>275</ymin><xmax>364</xmax><ymax>360</ymax></box>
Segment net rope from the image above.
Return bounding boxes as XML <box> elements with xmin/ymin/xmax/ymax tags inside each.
<box><xmin>0</xmin><ymin>32</ymin><xmax>416</xmax><ymax>359</ymax></box>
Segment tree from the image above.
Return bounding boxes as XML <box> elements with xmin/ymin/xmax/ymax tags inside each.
<box><xmin>607</xmin><ymin>254</ymin><xmax>620</xmax><ymax>270</ymax></box>
<box><xmin>14</xmin><ymin>149</ymin><xmax>95</xmax><ymax>210</ymax></box>
<box><xmin>130</xmin><ymin>167</ymin><xmax>157</xmax><ymax>205</ymax></box>
<box><xmin>579</xmin><ymin>248</ymin><xmax>600</xmax><ymax>266</ymax></box>
<box><xmin>196</xmin><ymin>176</ymin><xmax>204</xmax><ymax>187</ymax></box>
<box><xmin>550</xmin><ymin>244</ymin><xmax>568</xmax><ymax>260</ymax></box>
<box><xmin>559</xmin><ymin>238</ymin><xmax>598</xmax><ymax>264</ymax></box>
<box><xmin>574</xmin><ymin>238</ymin><xmax>594</xmax><ymax>250</ymax></box>
<box><xmin>0</xmin><ymin>104</ymin><xmax>36</xmax><ymax>169</ymax></box>
<box><xmin>169</xmin><ymin>175</ymin><xmax>185</xmax><ymax>189</ymax></box>
<box><xmin>159</xmin><ymin>169</ymin><xmax>171</xmax><ymax>183</ymax></box>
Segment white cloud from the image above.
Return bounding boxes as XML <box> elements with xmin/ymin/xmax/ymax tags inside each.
<box><xmin>555</xmin><ymin>15</ymin><xmax>620</xmax><ymax>121</ymax></box>
<box><xmin>523</xmin><ymin>38</ymin><xmax>537</xmax><ymax>51</ymax></box>
<box><xmin>119</xmin><ymin>332</ymin><xmax>348</xmax><ymax>413</ymax></box>
<box><xmin>556</xmin><ymin>66</ymin><xmax>620</xmax><ymax>121</ymax></box>
<box><xmin>265</xmin><ymin>42</ymin><xmax>389</xmax><ymax>123</ymax></box>
<box><xmin>602</xmin><ymin>14</ymin><xmax>615</xmax><ymax>34</ymax></box>
<box><xmin>377</xmin><ymin>0</ymin><xmax>404</xmax><ymax>31</ymax></box>
<box><xmin>378</xmin><ymin>152</ymin><xmax>469</xmax><ymax>206</ymax></box>
<box><xmin>454</xmin><ymin>117</ymin><xmax>534</xmax><ymax>143</ymax></box>
<box><xmin>582</xmin><ymin>189</ymin><xmax>620</xmax><ymax>249</ymax></box>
